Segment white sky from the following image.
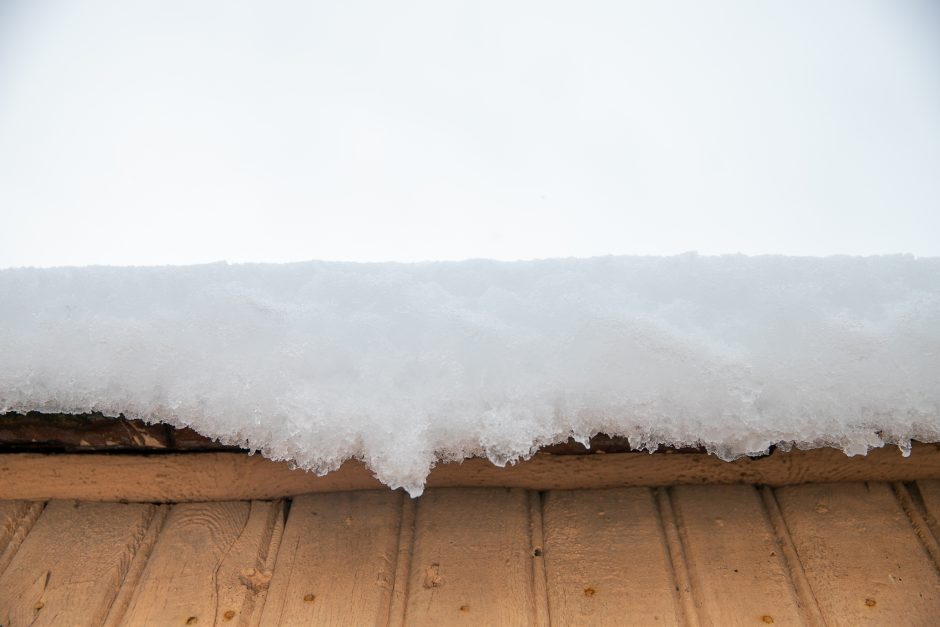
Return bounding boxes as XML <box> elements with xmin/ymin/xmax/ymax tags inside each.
<box><xmin>1</xmin><ymin>0</ymin><xmax>939</xmax><ymax>268</ymax></box>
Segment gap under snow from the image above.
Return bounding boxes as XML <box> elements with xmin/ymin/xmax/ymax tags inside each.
<box><xmin>2</xmin><ymin>255</ymin><xmax>939</xmax><ymax>495</ymax></box>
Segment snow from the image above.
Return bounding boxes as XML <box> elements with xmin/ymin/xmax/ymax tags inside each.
<box><xmin>1</xmin><ymin>255</ymin><xmax>939</xmax><ymax>495</ymax></box>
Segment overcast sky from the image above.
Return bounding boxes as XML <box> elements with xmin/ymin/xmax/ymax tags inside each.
<box><xmin>1</xmin><ymin>0</ymin><xmax>939</xmax><ymax>268</ymax></box>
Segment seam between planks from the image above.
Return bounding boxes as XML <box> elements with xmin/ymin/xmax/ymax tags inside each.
<box><xmin>654</xmin><ymin>488</ymin><xmax>701</xmax><ymax>627</ymax></box>
<box><xmin>244</xmin><ymin>500</ymin><xmax>289</xmax><ymax>627</ymax></box>
<box><xmin>891</xmin><ymin>483</ymin><xmax>940</xmax><ymax>577</ymax></box>
<box><xmin>528</xmin><ymin>491</ymin><xmax>551</xmax><ymax>627</ymax></box>
<box><xmin>101</xmin><ymin>503</ymin><xmax>171</xmax><ymax>627</ymax></box>
<box><xmin>0</xmin><ymin>501</ymin><xmax>45</xmax><ymax>579</ymax></box>
<box><xmin>270</xmin><ymin>501</ymin><xmax>306</xmax><ymax>627</ymax></box>
<box><xmin>759</xmin><ymin>486</ymin><xmax>827</xmax><ymax>627</ymax></box>
<box><xmin>909</xmin><ymin>482</ymin><xmax>940</xmax><ymax>539</ymax></box>
<box><xmin>386</xmin><ymin>493</ymin><xmax>416</xmax><ymax>627</ymax></box>
<box><xmin>668</xmin><ymin>487</ymin><xmax>708</xmax><ymax>625</ymax></box>
<box><xmin>211</xmin><ymin>506</ymin><xmax>254</xmax><ymax>624</ymax></box>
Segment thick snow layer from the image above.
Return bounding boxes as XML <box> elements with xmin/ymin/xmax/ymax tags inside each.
<box><xmin>2</xmin><ymin>255</ymin><xmax>939</xmax><ymax>495</ymax></box>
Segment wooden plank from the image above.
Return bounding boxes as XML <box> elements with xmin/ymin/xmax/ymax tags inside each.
<box><xmin>121</xmin><ymin>500</ymin><xmax>283</xmax><ymax>626</ymax></box>
<box><xmin>3</xmin><ymin>443</ymin><xmax>940</xmax><ymax>501</ymax></box>
<box><xmin>247</xmin><ymin>501</ymin><xmax>287</xmax><ymax>627</ymax></box>
<box><xmin>541</xmin><ymin>488</ymin><xmax>681</xmax><ymax>626</ymax></box>
<box><xmin>0</xmin><ymin>500</ymin><xmax>156</xmax><ymax>626</ymax></box>
<box><xmin>655</xmin><ymin>488</ymin><xmax>700</xmax><ymax>627</ymax></box>
<box><xmin>258</xmin><ymin>491</ymin><xmax>403</xmax><ymax>626</ymax></box>
<box><xmin>101</xmin><ymin>504</ymin><xmax>170</xmax><ymax>627</ymax></box>
<box><xmin>528</xmin><ymin>491</ymin><xmax>551</xmax><ymax>626</ymax></box>
<box><xmin>387</xmin><ymin>497</ymin><xmax>417</xmax><ymax>627</ymax></box>
<box><xmin>759</xmin><ymin>487</ymin><xmax>827</xmax><ymax>626</ymax></box>
<box><xmin>670</xmin><ymin>485</ymin><xmax>806</xmax><ymax>626</ymax></box>
<box><xmin>404</xmin><ymin>488</ymin><xmax>536</xmax><ymax>626</ymax></box>
<box><xmin>915</xmin><ymin>479</ymin><xmax>940</xmax><ymax>537</ymax></box>
<box><xmin>892</xmin><ymin>483</ymin><xmax>940</xmax><ymax>572</ymax></box>
<box><xmin>0</xmin><ymin>500</ymin><xmax>44</xmax><ymax>576</ymax></box>
<box><xmin>776</xmin><ymin>482</ymin><xmax>940</xmax><ymax>624</ymax></box>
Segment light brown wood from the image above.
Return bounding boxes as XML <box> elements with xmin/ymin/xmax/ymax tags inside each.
<box><xmin>101</xmin><ymin>504</ymin><xmax>170</xmax><ymax>627</ymax></box>
<box><xmin>120</xmin><ymin>500</ymin><xmax>282</xmax><ymax>626</ymax></box>
<box><xmin>775</xmin><ymin>482</ymin><xmax>940</xmax><ymax>624</ymax></box>
<box><xmin>670</xmin><ymin>485</ymin><xmax>806</xmax><ymax>626</ymax></box>
<box><xmin>387</xmin><ymin>497</ymin><xmax>417</xmax><ymax>627</ymax></box>
<box><xmin>258</xmin><ymin>491</ymin><xmax>403</xmax><ymax>626</ymax></box>
<box><xmin>4</xmin><ymin>479</ymin><xmax>940</xmax><ymax>625</ymax></box>
<box><xmin>0</xmin><ymin>500</ymin><xmax>44</xmax><ymax>575</ymax></box>
<box><xmin>915</xmin><ymin>479</ymin><xmax>940</xmax><ymax>537</ymax></box>
<box><xmin>759</xmin><ymin>487</ymin><xmax>827</xmax><ymax>627</ymax></box>
<box><xmin>892</xmin><ymin>483</ymin><xmax>940</xmax><ymax>573</ymax></box>
<box><xmin>542</xmin><ymin>488</ymin><xmax>680</xmax><ymax>626</ymax></box>
<box><xmin>0</xmin><ymin>502</ymin><xmax>38</xmax><ymax>553</ymax></box>
<box><xmin>404</xmin><ymin>488</ymin><xmax>537</xmax><ymax>626</ymax></box>
<box><xmin>3</xmin><ymin>443</ymin><xmax>940</xmax><ymax>502</ymax></box>
<box><xmin>247</xmin><ymin>501</ymin><xmax>287</xmax><ymax>627</ymax></box>
<box><xmin>528</xmin><ymin>491</ymin><xmax>551</xmax><ymax>627</ymax></box>
<box><xmin>0</xmin><ymin>500</ymin><xmax>156</xmax><ymax>626</ymax></box>
<box><xmin>655</xmin><ymin>488</ymin><xmax>701</xmax><ymax>627</ymax></box>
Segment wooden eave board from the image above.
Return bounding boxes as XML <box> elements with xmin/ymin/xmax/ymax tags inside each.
<box><xmin>2</xmin><ymin>482</ymin><xmax>940</xmax><ymax>625</ymax></box>
<box><xmin>4</xmin><ymin>443</ymin><xmax>940</xmax><ymax>502</ymax></box>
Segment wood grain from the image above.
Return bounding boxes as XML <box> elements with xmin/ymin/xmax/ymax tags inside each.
<box><xmin>387</xmin><ymin>496</ymin><xmax>417</xmax><ymax>627</ymax></box>
<box><xmin>0</xmin><ymin>500</ymin><xmax>155</xmax><ymax>626</ymax></box>
<box><xmin>656</xmin><ymin>488</ymin><xmax>701</xmax><ymax>627</ymax></box>
<box><xmin>670</xmin><ymin>485</ymin><xmax>805</xmax><ymax>626</ymax></box>
<box><xmin>0</xmin><ymin>500</ymin><xmax>44</xmax><ymax>576</ymax></box>
<box><xmin>101</xmin><ymin>504</ymin><xmax>170</xmax><ymax>627</ymax></box>
<box><xmin>121</xmin><ymin>500</ymin><xmax>283</xmax><ymax>626</ymax></box>
<box><xmin>915</xmin><ymin>479</ymin><xmax>940</xmax><ymax>539</ymax></box>
<box><xmin>258</xmin><ymin>491</ymin><xmax>403</xmax><ymax>626</ymax></box>
<box><xmin>3</xmin><ymin>443</ymin><xmax>940</xmax><ymax>502</ymax></box>
<box><xmin>528</xmin><ymin>491</ymin><xmax>551</xmax><ymax>627</ymax></box>
<box><xmin>5</xmin><ymin>480</ymin><xmax>940</xmax><ymax>624</ymax></box>
<box><xmin>776</xmin><ymin>482</ymin><xmax>940</xmax><ymax>625</ymax></box>
<box><xmin>404</xmin><ymin>488</ymin><xmax>537</xmax><ymax>626</ymax></box>
<box><xmin>542</xmin><ymin>488</ymin><xmax>680</xmax><ymax>626</ymax></box>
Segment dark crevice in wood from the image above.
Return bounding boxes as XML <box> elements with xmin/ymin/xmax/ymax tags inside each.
<box><xmin>0</xmin><ymin>501</ymin><xmax>46</xmax><ymax>579</ymax></box>
<box><xmin>386</xmin><ymin>494</ymin><xmax>416</xmax><ymax>627</ymax></box>
<box><xmin>759</xmin><ymin>486</ymin><xmax>827</xmax><ymax>627</ymax></box>
<box><xmin>527</xmin><ymin>490</ymin><xmax>551</xmax><ymax>626</ymax></box>
<box><xmin>101</xmin><ymin>504</ymin><xmax>171</xmax><ymax>627</ymax></box>
<box><xmin>654</xmin><ymin>487</ymin><xmax>701</xmax><ymax>627</ymax></box>
<box><xmin>0</xmin><ymin>411</ymin><xmax>750</xmax><ymax>457</ymax></box>
<box><xmin>891</xmin><ymin>482</ymin><xmax>940</xmax><ymax>577</ymax></box>
<box><xmin>908</xmin><ymin>481</ymin><xmax>940</xmax><ymax>538</ymax></box>
<box><xmin>0</xmin><ymin>411</ymin><xmax>240</xmax><ymax>454</ymax></box>
<box><xmin>247</xmin><ymin>500</ymin><xmax>288</xmax><ymax>627</ymax></box>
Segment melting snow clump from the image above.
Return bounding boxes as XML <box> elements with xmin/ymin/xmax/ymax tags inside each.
<box><xmin>1</xmin><ymin>255</ymin><xmax>939</xmax><ymax>495</ymax></box>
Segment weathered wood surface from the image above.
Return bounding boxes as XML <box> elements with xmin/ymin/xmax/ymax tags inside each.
<box><xmin>101</xmin><ymin>504</ymin><xmax>170</xmax><ymax>627</ymax></box>
<box><xmin>915</xmin><ymin>479</ymin><xmax>940</xmax><ymax>535</ymax></box>
<box><xmin>258</xmin><ymin>492</ymin><xmax>402</xmax><ymax>626</ymax></box>
<box><xmin>0</xmin><ymin>500</ymin><xmax>44</xmax><ymax>575</ymax></box>
<box><xmin>542</xmin><ymin>488</ymin><xmax>681</xmax><ymax>625</ymax></box>
<box><xmin>776</xmin><ymin>482</ymin><xmax>940</xmax><ymax>625</ymax></box>
<box><xmin>3</xmin><ymin>480</ymin><xmax>940</xmax><ymax>625</ymax></box>
<box><xmin>3</xmin><ymin>443</ymin><xmax>940</xmax><ymax>502</ymax></box>
<box><xmin>669</xmin><ymin>485</ymin><xmax>808</xmax><ymax>625</ymax></box>
<box><xmin>404</xmin><ymin>488</ymin><xmax>537</xmax><ymax>626</ymax></box>
<box><xmin>119</xmin><ymin>501</ymin><xmax>283</xmax><ymax>626</ymax></box>
<box><xmin>0</xmin><ymin>501</ymin><xmax>157</xmax><ymax>626</ymax></box>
